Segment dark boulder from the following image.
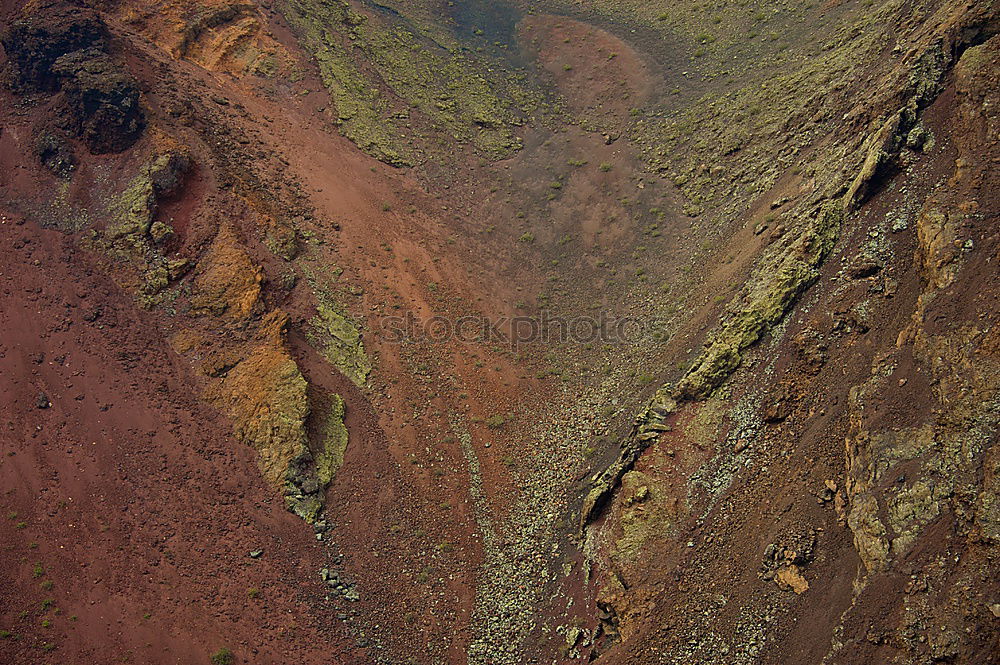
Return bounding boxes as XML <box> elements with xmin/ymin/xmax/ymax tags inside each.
<box><xmin>148</xmin><ymin>150</ymin><xmax>192</xmax><ymax>197</ymax></box>
<box><xmin>51</xmin><ymin>47</ymin><xmax>145</xmax><ymax>153</ymax></box>
<box><xmin>0</xmin><ymin>2</ymin><xmax>107</xmax><ymax>91</ymax></box>
<box><xmin>34</xmin><ymin>129</ymin><xmax>76</xmax><ymax>177</ymax></box>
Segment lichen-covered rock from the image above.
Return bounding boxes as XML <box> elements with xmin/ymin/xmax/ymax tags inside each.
<box><xmin>147</xmin><ymin>149</ymin><xmax>192</xmax><ymax>196</ymax></box>
<box><xmin>301</xmin><ymin>273</ymin><xmax>371</xmax><ymax>386</ymax></box>
<box><xmin>106</xmin><ymin>149</ymin><xmax>191</xmax><ymax>242</ymax></box>
<box><xmin>284</xmin><ymin>390</ymin><xmax>349</xmax><ymax>522</ymax></box>
<box><xmin>610</xmin><ymin>469</ymin><xmax>678</xmax><ymax>583</ymax></box>
<box><xmin>676</xmin><ymin>200</ymin><xmax>843</xmax><ymax>400</ymax></box>
<box><xmin>107</xmin><ymin>170</ymin><xmax>158</xmax><ymax>242</ymax></box>
<box><xmin>190</xmin><ymin>227</ymin><xmax>263</xmax><ymax>319</ymax></box>
<box><xmin>842</xmin><ymin>111</ymin><xmax>903</xmax><ymax>211</ymax></box>
<box><xmin>203</xmin><ymin>310</ymin><xmax>347</xmax><ymax>523</ymax></box>
<box><xmin>206</xmin><ymin>310</ymin><xmax>309</xmax><ymax>486</ymax></box>
<box><xmin>280</xmin><ymin>0</ymin><xmax>537</xmax><ymax>165</ymax></box>
<box><xmin>314</xmin><ymin>393</ymin><xmax>349</xmax><ymax>486</ymax></box>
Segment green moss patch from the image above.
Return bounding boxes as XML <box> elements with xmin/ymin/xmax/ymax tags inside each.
<box><xmin>279</xmin><ymin>0</ymin><xmax>542</xmax><ymax>165</ymax></box>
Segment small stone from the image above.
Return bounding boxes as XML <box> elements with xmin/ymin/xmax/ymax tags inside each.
<box><xmin>905</xmin><ymin>126</ymin><xmax>928</xmax><ymax>150</ymax></box>
<box><xmin>249</xmin><ymin>549</ymin><xmax>263</xmax><ymax>559</ymax></box>
<box><xmin>35</xmin><ymin>392</ymin><xmax>51</xmax><ymax>409</ymax></box>
<box><xmin>775</xmin><ymin>565</ymin><xmax>809</xmax><ymax>594</ymax></box>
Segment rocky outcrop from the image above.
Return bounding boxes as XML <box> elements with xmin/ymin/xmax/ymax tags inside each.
<box><xmin>676</xmin><ymin>200</ymin><xmax>843</xmax><ymax>401</ymax></box>
<box><xmin>190</xmin><ymin>227</ymin><xmax>263</xmax><ymax>319</ymax></box>
<box><xmin>1</xmin><ymin>2</ymin><xmax>145</xmax><ymax>153</ymax></box>
<box><xmin>0</xmin><ymin>1</ymin><xmax>107</xmax><ymax>91</ymax></box>
<box><xmin>831</xmin><ymin>31</ymin><xmax>1000</xmax><ymax>663</ymax></box>
<box><xmin>302</xmin><ymin>272</ymin><xmax>371</xmax><ymax>387</ymax></box>
<box><xmin>100</xmin><ymin>147</ymin><xmax>192</xmax><ymax>301</ymax></box>
<box><xmin>33</xmin><ymin>128</ymin><xmax>76</xmax><ymax>177</ymax></box>
<box><xmin>50</xmin><ymin>47</ymin><xmax>145</xmax><ymax>153</ymax></box>
<box><xmin>207</xmin><ymin>310</ymin><xmax>309</xmax><ymax>485</ymax></box>
<box><xmin>109</xmin><ymin>0</ymin><xmax>283</xmax><ymax>75</ymax></box>
<box><xmin>107</xmin><ymin>148</ymin><xmax>192</xmax><ymax>241</ymax></box>
<box><xmin>203</xmin><ymin>311</ymin><xmax>322</xmax><ymax>519</ymax></box>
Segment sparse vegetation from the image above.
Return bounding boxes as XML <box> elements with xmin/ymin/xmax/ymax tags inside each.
<box><xmin>210</xmin><ymin>647</ymin><xmax>235</xmax><ymax>665</ymax></box>
<box><xmin>484</xmin><ymin>414</ymin><xmax>506</xmax><ymax>429</ymax></box>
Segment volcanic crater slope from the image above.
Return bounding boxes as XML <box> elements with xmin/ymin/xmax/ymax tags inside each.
<box><xmin>0</xmin><ymin>0</ymin><xmax>998</xmax><ymax>664</ymax></box>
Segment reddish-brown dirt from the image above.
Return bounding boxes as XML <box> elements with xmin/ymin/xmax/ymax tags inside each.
<box><xmin>0</xmin><ymin>209</ymin><xmax>347</xmax><ymax>663</ymax></box>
